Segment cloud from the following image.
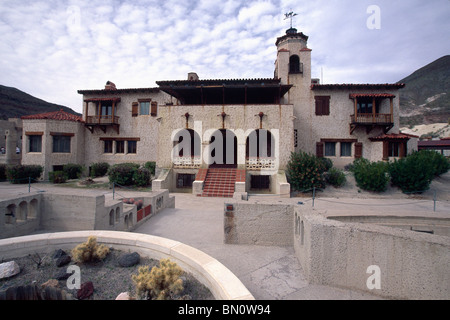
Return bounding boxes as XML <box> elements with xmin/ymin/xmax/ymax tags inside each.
<box><xmin>0</xmin><ymin>0</ymin><xmax>449</xmax><ymax>113</ymax></box>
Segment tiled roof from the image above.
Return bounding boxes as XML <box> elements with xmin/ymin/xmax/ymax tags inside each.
<box><xmin>156</xmin><ymin>78</ymin><xmax>281</xmax><ymax>87</ymax></box>
<box><xmin>418</xmin><ymin>140</ymin><xmax>450</xmax><ymax>147</ymax></box>
<box><xmin>349</xmin><ymin>93</ymin><xmax>396</xmax><ymax>99</ymax></box>
<box><xmin>369</xmin><ymin>133</ymin><xmax>412</xmax><ymax>141</ymax></box>
<box><xmin>21</xmin><ymin>109</ymin><xmax>83</xmax><ymax>122</ymax></box>
<box><xmin>78</xmin><ymin>87</ymin><xmax>160</xmax><ymax>95</ymax></box>
<box><xmin>311</xmin><ymin>83</ymin><xmax>406</xmax><ymax>90</ymax></box>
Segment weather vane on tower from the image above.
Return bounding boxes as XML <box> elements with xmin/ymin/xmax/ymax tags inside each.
<box><xmin>284</xmin><ymin>11</ymin><xmax>298</xmax><ymax>29</ymax></box>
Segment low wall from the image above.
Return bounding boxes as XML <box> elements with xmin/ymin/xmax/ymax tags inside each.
<box><xmin>294</xmin><ymin>207</ymin><xmax>450</xmax><ymax>300</ymax></box>
<box><xmin>224</xmin><ymin>201</ymin><xmax>293</xmax><ymax>246</ymax></box>
<box><xmin>0</xmin><ymin>231</ymin><xmax>254</xmax><ymax>300</ymax></box>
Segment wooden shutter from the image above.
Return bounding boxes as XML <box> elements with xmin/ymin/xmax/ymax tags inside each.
<box><xmin>383</xmin><ymin>141</ymin><xmax>389</xmax><ymax>160</ymax></box>
<box><xmin>151</xmin><ymin>102</ymin><xmax>158</xmax><ymax>117</ymax></box>
<box><xmin>132</xmin><ymin>102</ymin><xmax>138</xmax><ymax>117</ymax></box>
<box><xmin>315</xmin><ymin>96</ymin><xmax>330</xmax><ymax>116</ymax></box>
<box><xmin>316</xmin><ymin>142</ymin><xmax>324</xmax><ymax>158</ymax></box>
<box><xmin>355</xmin><ymin>142</ymin><xmax>363</xmax><ymax>159</ymax></box>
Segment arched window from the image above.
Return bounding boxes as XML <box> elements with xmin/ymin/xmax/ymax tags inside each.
<box><xmin>289</xmin><ymin>55</ymin><xmax>301</xmax><ymax>74</ymax></box>
<box><xmin>173</xmin><ymin>129</ymin><xmax>201</xmax><ymax>157</ymax></box>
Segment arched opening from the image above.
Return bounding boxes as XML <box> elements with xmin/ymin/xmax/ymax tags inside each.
<box><xmin>29</xmin><ymin>199</ymin><xmax>38</xmax><ymax>219</ymax></box>
<box><xmin>289</xmin><ymin>55</ymin><xmax>301</xmax><ymax>74</ymax></box>
<box><xmin>5</xmin><ymin>204</ymin><xmax>16</xmax><ymax>224</ymax></box>
<box><xmin>124</xmin><ymin>215</ymin><xmax>129</xmax><ymax>230</ymax></box>
<box><xmin>17</xmin><ymin>201</ymin><xmax>28</xmax><ymax>221</ymax></box>
<box><xmin>208</xmin><ymin>129</ymin><xmax>237</xmax><ymax>168</ymax></box>
<box><xmin>115</xmin><ymin>207</ymin><xmax>120</xmax><ymax>222</ymax></box>
<box><xmin>172</xmin><ymin>129</ymin><xmax>202</xmax><ymax>168</ymax></box>
<box><xmin>246</xmin><ymin>129</ymin><xmax>274</xmax><ymax>159</ymax></box>
<box><xmin>109</xmin><ymin>209</ymin><xmax>114</xmax><ymax>226</ymax></box>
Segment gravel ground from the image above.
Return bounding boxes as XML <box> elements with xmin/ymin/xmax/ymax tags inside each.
<box><xmin>0</xmin><ymin>248</ymin><xmax>214</xmax><ymax>300</ymax></box>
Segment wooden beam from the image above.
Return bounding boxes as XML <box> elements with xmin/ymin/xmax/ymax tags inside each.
<box><xmin>372</xmin><ymin>97</ymin><xmax>376</xmax><ymax>123</ymax></box>
<box><xmin>354</xmin><ymin>98</ymin><xmax>358</xmax><ymax>123</ymax></box>
<box><xmin>390</xmin><ymin>97</ymin><xmax>394</xmax><ymax>123</ymax></box>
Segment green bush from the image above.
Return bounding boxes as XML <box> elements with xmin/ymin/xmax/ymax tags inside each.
<box><xmin>286</xmin><ymin>151</ymin><xmax>327</xmax><ymax>191</ymax></box>
<box><xmin>351</xmin><ymin>158</ymin><xmax>389</xmax><ymax>192</ymax></box>
<box><xmin>6</xmin><ymin>165</ymin><xmax>43</xmax><ymax>184</ymax></box>
<box><xmin>133</xmin><ymin>168</ymin><xmax>151</xmax><ymax>187</ymax></box>
<box><xmin>325</xmin><ymin>167</ymin><xmax>346</xmax><ymax>188</ymax></box>
<box><xmin>90</xmin><ymin>162</ymin><xmax>110</xmax><ymax>177</ymax></box>
<box><xmin>318</xmin><ymin>157</ymin><xmax>333</xmax><ymax>172</ymax></box>
<box><xmin>144</xmin><ymin>161</ymin><xmax>156</xmax><ymax>176</ymax></box>
<box><xmin>389</xmin><ymin>151</ymin><xmax>436</xmax><ymax>193</ymax></box>
<box><xmin>419</xmin><ymin>150</ymin><xmax>450</xmax><ymax>177</ymax></box>
<box><xmin>49</xmin><ymin>171</ymin><xmax>68</xmax><ymax>184</ymax></box>
<box><xmin>0</xmin><ymin>164</ymin><xmax>6</xmax><ymax>181</ymax></box>
<box><xmin>63</xmin><ymin>163</ymin><xmax>84</xmax><ymax>180</ymax></box>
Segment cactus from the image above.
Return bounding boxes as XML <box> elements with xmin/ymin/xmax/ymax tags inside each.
<box><xmin>71</xmin><ymin>236</ymin><xmax>110</xmax><ymax>263</ymax></box>
<box><xmin>132</xmin><ymin>259</ymin><xmax>184</xmax><ymax>300</ymax></box>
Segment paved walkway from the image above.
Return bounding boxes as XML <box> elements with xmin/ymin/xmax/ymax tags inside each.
<box><xmin>134</xmin><ymin>193</ymin><xmax>385</xmax><ymax>300</ymax></box>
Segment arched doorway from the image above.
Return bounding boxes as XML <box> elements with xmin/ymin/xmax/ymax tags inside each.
<box><xmin>246</xmin><ymin>129</ymin><xmax>275</xmax><ymax>159</ymax></box>
<box><xmin>208</xmin><ymin>129</ymin><xmax>237</xmax><ymax>168</ymax></box>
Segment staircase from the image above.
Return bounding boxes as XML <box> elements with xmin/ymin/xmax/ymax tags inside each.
<box><xmin>201</xmin><ymin>168</ymin><xmax>237</xmax><ymax>198</ymax></box>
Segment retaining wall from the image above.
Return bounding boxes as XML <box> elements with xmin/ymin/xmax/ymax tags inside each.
<box><xmin>0</xmin><ymin>231</ymin><xmax>254</xmax><ymax>300</ymax></box>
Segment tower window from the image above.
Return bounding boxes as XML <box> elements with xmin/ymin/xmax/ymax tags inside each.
<box><xmin>289</xmin><ymin>55</ymin><xmax>303</xmax><ymax>74</ymax></box>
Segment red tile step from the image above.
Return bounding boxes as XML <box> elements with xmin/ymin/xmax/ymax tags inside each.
<box><xmin>201</xmin><ymin>168</ymin><xmax>238</xmax><ymax>198</ymax></box>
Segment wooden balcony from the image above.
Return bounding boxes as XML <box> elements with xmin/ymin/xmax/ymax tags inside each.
<box><xmin>350</xmin><ymin>113</ymin><xmax>393</xmax><ymax>134</ymax></box>
<box><xmin>85</xmin><ymin>115</ymin><xmax>120</xmax><ymax>134</ymax></box>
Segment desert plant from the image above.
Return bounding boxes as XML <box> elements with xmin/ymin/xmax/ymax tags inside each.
<box><xmin>351</xmin><ymin>158</ymin><xmax>389</xmax><ymax>192</ymax></box>
<box><xmin>144</xmin><ymin>161</ymin><xmax>156</xmax><ymax>176</ymax></box>
<box><xmin>6</xmin><ymin>164</ymin><xmax>43</xmax><ymax>184</ymax></box>
<box><xmin>389</xmin><ymin>151</ymin><xmax>436</xmax><ymax>193</ymax></box>
<box><xmin>63</xmin><ymin>163</ymin><xmax>84</xmax><ymax>180</ymax></box>
<box><xmin>71</xmin><ymin>236</ymin><xmax>110</xmax><ymax>264</ymax></box>
<box><xmin>325</xmin><ymin>167</ymin><xmax>346</xmax><ymax>188</ymax></box>
<box><xmin>49</xmin><ymin>171</ymin><xmax>68</xmax><ymax>184</ymax></box>
<box><xmin>286</xmin><ymin>151</ymin><xmax>327</xmax><ymax>191</ymax></box>
<box><xmin>132</xmin><ymin>259</ymin><xmax>184</xmax><ymax>300</ymax></box>
<box><xmin>90</xmin><ymin>162</ymin><xmax>110</xmax><ymax>177</ymax></box>
<box><xmin>133</xmin><ymin>167</ymin><xmax>151</xmax><ymax>187</ymax></box>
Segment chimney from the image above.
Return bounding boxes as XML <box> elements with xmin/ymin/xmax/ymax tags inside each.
<box><xmin>188</xmin><ymin>72</ymin><xmax>199</xmax><ymax>81</ymax></box>
<box><xmin>105</xmin><ymin>81</ymin><xmax>117</xmax><ymax>90</ymax></box>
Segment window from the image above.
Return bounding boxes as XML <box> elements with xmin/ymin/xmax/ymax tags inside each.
<box><xmin>127</xmin><ymin>140</ymin><xmax>137</xmax><ymax>154</ymax></box>
<box><xmin>315</xmin><ymin>96</ymin><xmax>330</xmax><ymax>116</ymax></box>
<box><xmin>140</xmin><ymin>101</ymin><xmax>150</xmax><ymax>115</ymax></box>
<box><xmin>289</xmin><ymin>55</ymin><xmax>302</xmax><ymax>74</ymax></box>
<box><xmin>53</xmin><ymin>135</ymin><xmax>71</xmax><ymax>153</ymax></box>
<box><xmin>29</xmin><ymin>135</ymin><xmax>42</xmax><ymax>152</ymax></box>
<box><xmin>388</xmin><ymin>142</ymin><xmax>403</xmax><ymax>157</ymax></box>
<box><xmin>177</xmin><ymin>174</ymin><xmax>196</xmax><ymax>188</ymax></box>
<box><xmin>101</xmin><ymin>104</ymin><xmax>113</xmax><ymax>116</ymax></box>
<box><xmin>324</xmin><ymin>142</ymin><xmax>336</xmax><ymax>157</ymax></box>
<box><xmin>294</xmin><ymin>129</ymin><xmax>298</xmax><ymax>148</ymax></box>
<box><xmin>250</xmin><ymin>175</ymin><xmax>270</xmax><ymax>189</ymax></box>
<box><xmin>116</xmin><ymin>141</ymin><xmax>125</xmax><ymax>154</ymax></box>
<box><xmin>357</xmin><ymin>98</ymin><xmax>379</xmax><ymax>114</ymax></box>
<box><xmin>104</xmin><ymin>140</ymin><xmax>113</xmax><ymax>153</ymax></box>
<box><xmin>340</xmin><ymin>142</ymin><xmax>352</xmax><ymax>157</ymax></box>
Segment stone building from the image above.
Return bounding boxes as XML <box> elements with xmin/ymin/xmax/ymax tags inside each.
<box><xmin>20</xmin><ymin>27</ymin><xmax>414</xmax><ymax>196</ymax></box>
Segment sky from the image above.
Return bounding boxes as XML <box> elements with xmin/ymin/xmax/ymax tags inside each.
<box><xmin>0</xmin><ymin>0</ymin><xmax>449</xmax><ymax>114</ymax></box>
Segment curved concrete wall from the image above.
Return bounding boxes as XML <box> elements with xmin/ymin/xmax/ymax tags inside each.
<box><xmin>0</xmin><ymin>231</ymin><xmax>254</xmax><ymax>300</ymax></box>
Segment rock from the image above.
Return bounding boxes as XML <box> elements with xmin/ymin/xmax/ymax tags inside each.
<box><xmin>115</xmin><ymin>292</ymin><xmax>131</xmax><ymax>300</ymax></box>
<box><xmin>0</xmin><ymin>261</ymin><xmax>20</xmax><ymax>280</ymax></box>
<box><xmin>77</xmin><ymin>281</ymin><xmax>94</xmax><ymax>300</ymax></box>
<box><xmin>55</xmin><ymin>255</ymin><xmax>71</xmax><ymax>267</ymax></box>
<box><xmin>118</xmin><ymin>252</ymin><xmax>140</xmax><ymax>267</ymax></box>
<box><xmin>53</xmin><ymin>249</ymin><xmax>67</xmax><ymax>259</ymax></box>
<box><xmin>55</xmin><ymin>269</ymin><xmax>71</xmax><ymax>280</ymax></box>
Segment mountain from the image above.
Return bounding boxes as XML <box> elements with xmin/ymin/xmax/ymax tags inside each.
<box><xmin>0</xmin><ymin>85</ymin><xmax>80</xmax><ymax>120</ymax></box>
<box><xmin>398</xmin><ymin>55</ymin><xmax>450</xmax><ymax>126</ymax></box>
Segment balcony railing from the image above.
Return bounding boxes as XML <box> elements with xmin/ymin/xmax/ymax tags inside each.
<box><xmin>173</xmin><ymin>156</ymin><xmax>202</xmax><ymax>169</ymax></box>
<box><xmin>351</xmin><ymin>113</ymin><xmax>393</xmax><ymax>124</ymax></box>
<box><xmin>85</xmin><ymin>115</ymin><xmax>120</xmax><ymax>125</ymax></box>
<box><xmin>246</xmin><ymin>157</ymin><xmax>276</xmax><ymax>170</ymax></box>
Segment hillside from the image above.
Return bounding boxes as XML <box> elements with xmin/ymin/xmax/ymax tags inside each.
<box><xmin>0</xmin><ymin>85</ymin><xmax>80</xmax><ymax>120</ymax></box>
<box><xmin>398</xmin><ymin>55</ymin><xmax>450</xmax><ymax>126</ymax></box>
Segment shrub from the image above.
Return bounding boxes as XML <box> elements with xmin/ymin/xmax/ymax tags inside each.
<box><xmin>0</xmin><ymin>164</ymin><xmax>6</xmax><ymax>181</ymax></box>
<box><xmin>318</xmin><ymin>157</ymin><xmax>333</xmax><ymax>172</ymax></box>
<box><xmin>71</xmin><ymin>236</ymin><xmax>110</xmax><ymax>264</ymax></box>
<box><xmin>133</xmin><ymin>168</ymin><xmax>151</xmax><ymax>187</ymax></box>
<box><xmin>286</xmin><ymin>151</ymin><xmax>327</xmax><ymax>191</ymax></box>
<box><xmin>90</xmin><ymin>162</ymin><xmax>110</xmax><ymax>177</ymax></box>
<box><xmin>63</xmin><ymin>163</ymin><xmax>84</xmax><ymax>180</ymax></box>
<box><xmin>132</xmin><ymin>259</ymin><xmax>184</xmax><ymax>300</ymax></box>
<box><xmin>389</xmin><ymin>151</ymin><xmax>436</xmax><ymax>193</ymax></box>
<box><xmin>49</xmin><ymin>171</ymin><xmax>68</xmax><ymax>184</ymax></box>
<box><xmin>418</xmin><ymin>150</ymin><xmax>450</xmax><ymax>177</ymax></box>
<box><xmin>325</xmin><ymin>167</ymin><xmax>346</xmax><ymax>188</ymax></box>
<box><xmin>351</xmin><ymin>158</ymin><xmax>389</xmax><ymax>192</ymax></box>
<box><xmin>144</xmin><ymin>161</ymin><xmax>156</xmax><ymax>176</ymax></box>
<box><xmin>108</xmin><ymin>163</ymin><xmax>139</xmax><ymax>186</ymax></box>
<box><xmin>6</xmin><ymin>165</ymin><xmax>43</xmax><ymax>184</ymax></box>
